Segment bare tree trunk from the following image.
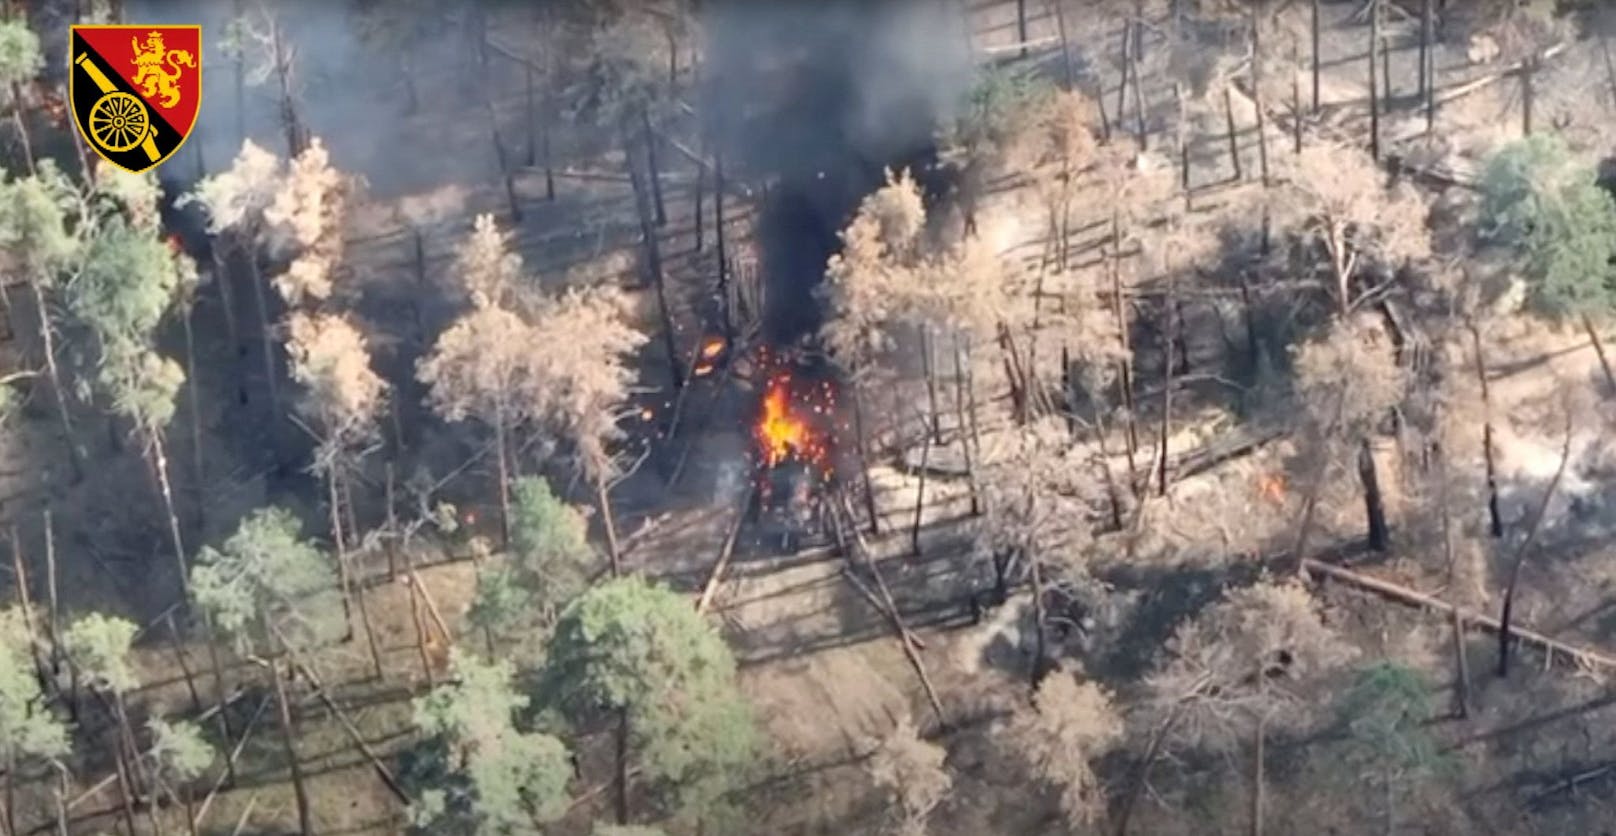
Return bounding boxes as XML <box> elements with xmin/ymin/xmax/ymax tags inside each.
<box><xmin>596</xmin><ymin>470</ymin><xmax>621</xmax><ymax>576</ymax></box>
<box><xmin>180</xmin><ymin>310</ymin><xmax>205</xmax><ymax>530</ymax></box>
<box><xmin>911</xmin><ymin>419</ymin><xmax>931</xmax><ymax>557</ymax></box>
<box><xmin>920</xmin><ymin>326</ymin><xmax>943</xmax><ymax>444</ymax></box>
<box><xmin>112</xmin><ymin>738</ymin><xmax>139</xmax><ymax>836</ymax></box>
<box><xmin>8</xmin><ymin>85</ymin><xmax>35</xmax><ymax>175</ymax></box>
<box><xmin>494</xmin><ymin>418</ymin><xmax>512</xmax><ymax>545</ymax></box>
<box><xmin>1419</xmin><ymin>0</ymin><xmax>1432</xmax><ymax>101</ymax></box>
<box><xmin>202</xmin><ymin>615</ymin><xmax>235</xmax><ymax>785</ymax></box>
<box><xmin>1311</xmin><ymin>0</ymin><xmax>1321</xmax><ymax>111</ymax></box>
<box><xmin>1109</xmin><ymin>216</ymin><xmax>1139</xmax><ymax>488</ymax></box>
<box><xmin>614</xmin><ymin>708</ymin><xmax>630</xmax><ymax>824</ymax></box>
<box><xmin>337</xmin><ymin>475</ymin><xmax>384</xmax><ymax>681</ymax></box>
<box><xmin>165</xmin><ymin>612</ymin><xmax>201</xmax><ymax>713</ymax></box>
<box><xmin>486</xmin><ymin>94</ymin><xmax>522</xmax><ymax>223</ymax></box>
<box><xmin>327</xmin><ymin>472</ymin><xmax>356</xmax><ymax>642</ymax></box>
<box><xmin>269</xmin><ymin>660</ymin><xmax>314</xmax><ymax>835</ymax></box>
<box><xmin>1581</xmin><ymin>314</ymin><xmax>1616</xmax><ymax>393</ymax></box>
<box><xmin>1251</xmin><ymin>6</ymin><xmax>1269</xmax><ymax>185</ymax></box>
<box><xmin>43</xmin><ymin>511</ymin><xmax>66</xmax><ymax>715</ymax></box>
<box><xmin>244</xmin><ymin>254</ymin><xmax>280</xmax><ymax>419</ymax></box>
<box><xmin>524</xmin><ymin>62</ymin><xmax>537</xmax><ymax>167</ymax></box>
<box><xmin>1016</xmin><ymin>0</ymin><xmax>1028</xmax><ymax>57</ymax></box>
<box><xmin>1498</xmin><ymin>414</ymin><xmax>1571</xmax><ymax>677</ymax></box>
<box><xmin>1157</xmin><ymin>270</ymin><xmax>1178</xmax><ymax>496</ymax></box>
<box><xmin>1029</xmin><ymin>550</ymin><xmax>1048</xmax><ymax>687</ymax></box>
<box><xmin>1451</xmin><ymin>609</ymin><xmax>1471</xmax><ymax>719</ymax></box>
<box><xmin>1251</xmin><ymin>711</ymin><xmax>1267</xmax><ymax>836</ymax></box>
<box><xmin>953</xmin><ymin>336</ymin><xmax>981</xmax><ymax>516</ymax></box>
<box><xmin>149</xmin><ymin>429</ymin><xmax>189</xmax><ymax>596</ymax></box>
<box><xmin>1358</xmin><ymin>437</ymin><xmax>1389</xmax><ymax>551</ymax></box>
<box><xmin>1292</xmin><ymin>48</ymin><xmax>1304</xmax><ymax>153</ymax></box>
<box><xmin>626</xmin><ymin>127</ymin><xmax>684</xmax><ymax>391</ymax></box>
<box><xmin>1521</xmin><ymin>55</ymin><xmax>1536</xmax><ymax>137</ymax></box>
<box><xmin>9</xmin><ymin>532</ymin><xmax>48</xmax><ymax>697</ymax></box>
<box><xmin>2</xmin><ymin>752</ymin><xmax>12</xmax><ymax>836</ymax></box>
<box><xmin>1224</xmin><ymin>88</ymin><xmax>1243</xmax><ymax>181</ymax></box>
<box><xmin>1369</xmin><ymin>0</ymin><xmax>1381</xmax><ymax>160</ymax></box>
<box><xmin>1052</xmin><ymin>0</ymin><xmax>1075</xmax><ymax>89</ymax></box>
<box><xmin>1468</xmin><ymin>322</ymin><xmax>1504</xmax><ymax>537</ymax></box>
<box><xmin>30</xmin><ymin>280</ymin><xmax>81</xmax><ymax>481</ymax></box>
<box><xmin>715</xmin><ymin>147</ymin><xmax>730</xmax><ymax>333</ymax></box>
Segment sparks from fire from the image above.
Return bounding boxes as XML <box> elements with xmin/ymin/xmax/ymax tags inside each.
<box><xmin>692</xmin><ymin>335</ymin><xmax>727</xmax><ymax>377</ymax></box>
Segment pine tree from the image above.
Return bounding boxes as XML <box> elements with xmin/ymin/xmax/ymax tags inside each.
<box><xmin>0</xmin><ymin>608</ymin><xmax>69</xmax><ymax>836</ymax></box>
<box><xmin>145</xmin><ymin>718</ymin><xmax>214</xmax><ymax>832</ymax></box>
<box><xmin>1333</xmin><ymin>661</ymin><xmax>1450</xmax><ymax>834</ymax></box>
<box><xmin>468</xmin><ymin>476</ymin><xmax>596</xmax><ymax>647</ymax></box>
<box><xmin>539</xmin><ymin>576</ymin><xmax>757</xmax><ymax>825</ymax></box>
<box><xmin>70</xmin><ymin>201</ymin><xmax>196</xmax><ymax>592</ymax></box>
<box><xmin>190</xmin><ymin>506</ymin><xmax>340</xmax><ymax>834</ymax></box>
<box><xmin>0</xmin><ymin>19</ymin><xmax>42</xmax><ymax>172</ymax></box>
<box><xmin>62</xmin><ymin>613</ymin><xmax>147</xmax><ymax>829</ymax></box>
<box><xmin>1478</xmin><ymin>135</ymin><xmax>1616</xmax><ymax>317</ymax></box>
<box><xmin>864</xmin><ymin>714</ymin><xmax>951</xmax><ymax>836</ymax></box>
<box><xmin>0</xmin><ymin>163</ymin><xmax>86</xmax><ymax>479</ymax></box>
<box><xmin>404</xmin><ymin>650</ymin><xmax>573</xmax><ymax>835</ymax></box>
<box><xmin>1007</xmin><ymin>672</ymin><xmax>1123</xmax><ymax>830</ymax></box>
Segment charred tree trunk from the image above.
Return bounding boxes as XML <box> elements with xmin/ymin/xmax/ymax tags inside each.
<box><xmin>1521</xmin><ymin>54</ymin><xmax>1536</xmax><ymax>137</ymax></box>
<box><xmin>1251</xmin><ymin>6</ymin><xmax>1269</xmax><ymax>185</ymax></box>
<box><xmin>1311</xmin><ymin>0</ymin><xmax>1321</xmax><ymax>112</ymax></box>
<box><xmin>911</xmin><ymin>417</ymin><xmax>932</xmax><ymax>557</ymax></box>
<box><xmin>1358</xmin><ymin>437</ymin><xmax>1389</xmax><ymax>552</ymax></box>
<box><xmin>851</xmin><ymin>386</ymin><xmax>881</xmax><ymax>535</ymax></box>
<box><xmin>626</xmin><ymin>127</ymin><xmax>684</xmax><ymax>392</ymax></box>
<box><xmin>1368</xmin><ymin>0</ymin><xmax>1381</xmax><ymax>160</ymax></box>
<box><xmin>1016</xmin><ymin>0</ymin><xmax>1028</xmax><ymax>57</ymax></box>
<box><xmin>921</xmin><ymin>326</ymin><xmax>942</xmax><ymax>444</ymax></box>
<box><xmin>181</xmin><ymin>309</ymin><xmax>205</xmax><ymax>531</ymax></box>
<box><xmin>1251</xmin><ymin>710</ymin><xmax>1267</xmax><ymax>836</ymax></box>
<box><xmin>614</xmin><ymin>708</ymin><xmax>630</xmax><ymax>824</ymax></box>
<box><xmin>1468</xmin><ymin>322</ymin><xmax>1504</xmax><ymax>537</ymax></box>
<box><xmin>1498</xmin><ymin>416</ymin><xmax>1571</xmax><ymax>677</ymax></box>
<box><xmin>327</xmin><ymin>472</ymin><xmax>356</xmax><ymax>640</ymax></box>
<box><xmin>486</xmin><ymin>95</ymin><xmax>522</xmax><ymax>223</ymax></box>
<box><xmin>1157</xmin><ymin>271</ymin><xmax>1178</xmax><ymax>496</ymax></box>
<box><xmin>1419</xmin><ymin>0</ymin><xmax>1433</xmax><ymax>102</ymax></box>
<box><xmin>1029</xmin><ymin>550</ymin><xmax>1049</xmax><ymax>688</ymax></box>
<box><xmin>953</xmin><ymin>336</ymin><xmax>981</xmax><ymax>516</ymax></box>
<box><xmin>640</xmin><ymin>107</ymin><xmax>667</xmax><ymax>227</ymax></box>
<box><xmin>244</xmin><ymin>253</ymin><xmax>281</xmax><ymax>420</ymax></box>
<box><xmin>1224</xmin><ymin>88</ymin><xmax>1243</xmax><ymax>181</ymax></box>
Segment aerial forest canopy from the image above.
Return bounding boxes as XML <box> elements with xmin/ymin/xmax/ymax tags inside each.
<box><xmin>2</xmin><ymin>0</ymin><xmax>1616</xmax><ymax>833</ymax></box>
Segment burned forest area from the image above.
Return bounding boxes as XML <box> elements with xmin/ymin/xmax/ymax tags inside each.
<box><xmin>8</xmin><ymin>0</ymin><xmax>1616</xmax><ymax>833</ymax></box>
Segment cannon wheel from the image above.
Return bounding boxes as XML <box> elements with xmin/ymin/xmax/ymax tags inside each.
<box><xmin>88</xmin><ymin>92</ymin><xmax>149</xmax><ymax>153</ymax></box>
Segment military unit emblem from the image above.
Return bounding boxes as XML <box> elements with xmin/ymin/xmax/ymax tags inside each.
<box><xmin>69</xmin><ymin>24</ymin><xmax>201</xmax><ymax>174</ymax></box>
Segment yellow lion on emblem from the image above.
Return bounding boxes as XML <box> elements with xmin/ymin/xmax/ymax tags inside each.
<box><xmin>130</xmin><ymin>31</ymin><xmax>195</xmax><ymax>109</ymax></box>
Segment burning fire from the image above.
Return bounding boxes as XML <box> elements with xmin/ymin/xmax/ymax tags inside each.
<box><xmin>752</xmin><ymin>367</ymin><xmax>836</xmax><ymax>477</ymax></box>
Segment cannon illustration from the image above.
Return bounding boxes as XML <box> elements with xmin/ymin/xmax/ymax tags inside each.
<box><xmin>74</xmin><ymin>51</ymin><xmax>161</xmax><ymax>163</ymax></box>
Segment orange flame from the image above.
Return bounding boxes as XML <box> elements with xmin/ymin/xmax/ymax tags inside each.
<box><xmin>699</xmin><ymin>337</ymin><xmax>726</xmax><ymax>360</ymax></box>
<box><xmin>1257</xmin><ymin>473</ymin><xmax>1286</xmax><ymax>506</ymax></box>
<box><xmin>754</xmin><ymin>371</ymin><xmax>833</xmax><ymax>473</ymax></box>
